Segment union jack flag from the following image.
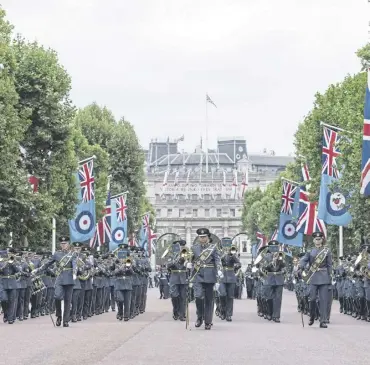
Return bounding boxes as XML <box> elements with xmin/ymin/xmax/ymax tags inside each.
<box><xmin>256</xmin><ymin>231</ymin><xmax>267</xmax><ymax>251</ymax></box>
<box><xmin>270</xmin><ymin>228</ymin><xmax>278</xmax><ymax>241</ymax></box>
<box><xmin>297</xmin><ymin>161</ymin><xmax>326</xmax><ymax>236</ymax></box>
<box><xmin>322</xmin><ymin>127</ymin><xmax>341</xmax><ymax>178</ymax></box>
<box><xmin>116</xmin><ymin>195</ymin><xmax>127</xmax><ymax>222</ymax></box>
<box><xmin>129</xmin><ymin>233</ymin><xmax>139</xmax><ymax>247</ymax></box>
<box><xmin>281</xmin><ymin>181</ymin><xmax>297</xmax><ymax>215</ymax></box>
<box><xmin>301</xmin><ymin>162</ymin><xmax>311</xmax><ymax>191</ymax></box>
<box><xmin>79</xmin><ymin>160</ymin><xmax>95</xmax><ymax>202</ymax></box>
<box><xmin>89</xmin><ymin>192</ymin><xmax>111</xmax><ymax>248</ymax></box>
<box><xmin>296</xmin><ymin>191</ymin><xmax>326</xmax><ymax>237</ymax></box>
<box><xmin>361</xmin><ymin>69</ymin><xmax>370</xmax><ymax>196</ymax></box>
<box><xmin>142</xmin><ymin>213</ymin><xmax>156</xmax><ymax>256</ymax></box>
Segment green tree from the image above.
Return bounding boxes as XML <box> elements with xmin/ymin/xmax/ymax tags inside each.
<box><xmin>11</xmin><ymin>36</ymin><xmax>78</xmax><ymax>245</ymax></box>
<box><xmin>0</xmin><ymin>8</ymin><xmax>32</xmax><ymax>245</ymax></box>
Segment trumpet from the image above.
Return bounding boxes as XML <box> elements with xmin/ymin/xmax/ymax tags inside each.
<box><xmin>0</xmin><ymin>255</ymin><xmax>15</xmax><ymax>264</ymax></box>
<box><xmin>229</xmin><ymin>245</ymin><xmax>237</xmax><ymax>255</ymax></box>
<box><xmin>273</xmin><ymin>252</ymin><xmax>285</xmax><ymax>261</ymax></box>
<box><xmin>124</xmin><ymin>258</ymin><xmax>132</xmax><ymax>267</ymax></box>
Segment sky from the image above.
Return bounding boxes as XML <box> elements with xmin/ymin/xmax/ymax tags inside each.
<box><xmin>1</xmin><ymin>0</ymin><xmax>369</xmax><ymax>156</ymax></box>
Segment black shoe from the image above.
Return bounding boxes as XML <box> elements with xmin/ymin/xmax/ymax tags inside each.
<box><xmin>320</xmin><ymin>322</ymin><xmax>327</xmax><ymax>328</ymax></box>
<box><xmin>173</xmin><ymin>314</ymin><xmax>179</xmax><ymax>320</ymax></box>
<box><xmin>124</xmin><ymin>317</ymin><xmax>129</xmax><ymax>321</ymax></box>
<box><xmin>83</xmin><ymin>316</ymin><xmax>87</xmax><ymax>320</ymax></box>
<box><xmin>56</xmin><ymin>317</ymin><xmax>62</xmax><ymax>327</ymax></box>
<box><xmin>72</xmin><ymin>316</ymin><xmax>77</xmax><ymax>323</ymax></box>
<box><xmin>179</xmin><ymin>317</ymin><xmax>185</xmax><ymax>321</ymax></box>
<box><xmin>205</xmin><ymin>324</ymin><xmax>211</xmax><ymax>330</ymax></box>
<box><xmin>226</xmin><ymin>316</ymin><xmax>232</xmax><ymax>322</ymax></box>
<box><xmin>267</xmin><ymin>315</ymin><xmax>272</xmax><ymax>321</ymax></box>
<box><xmin>118</xmin><ymin>316</ymin><xmax>123</xmax><ymax>321</ymax></box>
<box><xmin>195</xmin><ymin>318</ymin><xmax>203</xmax><ymax>328</ymax></box>
<box><xmin>111</xmin><ymin>308</ymin><xmax>115</xmax><ymax>312</ymax></box>
<box><xmin>308</xmin><ymin>318</ymin><xmax>314</xmax><ymax>326</ymax></box>
<box><xmin>273</xmin><ymin>318</ymin><xmax>280</xmax><ymax>323</ymax></box>
<box><xmin>77</xmin><ymin>317</ymin><xmax>81</xmax><ymax>321</ymax></box>
<box><xmin>63</xmin><ymin>322</ymin><xmax>69</xmax><ymax>327</ymax></box>
<box><xmin>8</xmin><ymin>321</ymin><xmax>14</xmax><ymax>324</ymax></box>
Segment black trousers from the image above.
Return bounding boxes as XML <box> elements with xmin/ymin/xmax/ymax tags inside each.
<box><xmin>55</xmin><ymin>284</ymin><xmax>74</xmax><ymax>323</ymax></box>
<box><xmin>194</xmin><ymin>283</ymin><xmax>214</xmax><ymax>325</ymax></box>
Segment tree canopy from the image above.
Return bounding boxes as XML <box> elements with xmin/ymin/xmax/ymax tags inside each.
<box><xmin>0</xmin><ymin>6</ymin><xmax>152</xmax><ymax>248</ymax></box>
<box><xmin>242</xmin><ymin>44</ymin><xmax>370</xmax><ymax>256</ymax></box>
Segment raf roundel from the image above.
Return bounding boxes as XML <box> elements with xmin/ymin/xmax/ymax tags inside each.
<box><xmin>282</xmin><ymin>220</ymin><xmax>298</xmax><ymax>240</ymax></box>
<box><xmin>112</xmin><ymin>227</ymin><xmax>126</xmax><ymax>244</ymax></box>
<box><xmin>75</xmin><ymin>211</ymin><xmax>94</xmax><ymax>235</ymax></box>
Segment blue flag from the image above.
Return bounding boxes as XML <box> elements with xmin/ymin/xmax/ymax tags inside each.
<box><xmin>109</xmin><ymin>194</ymin><xmax>128</xmax><ymax>252</ymax></box>
<box><xmin>317</xmin><ymin>127</ymin><xmax>352</xmax><ymax>226</ymax></box>
<box><xmin>69</xmin><ymin>158</ymin><xmax>96</xmax><ymax>243</ymax></box>
<box><xmin>277</xmin><ymin>180</ymin><xmax>303</xmax><ymax>247</ymax></box>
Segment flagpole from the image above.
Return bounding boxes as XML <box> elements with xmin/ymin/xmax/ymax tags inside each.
<box><xmin>339</xmin><ymin>225</ymin><xmax>343</xmax><ymax>257</ymax></box>
<box><xmin>319</xmin><ymin>121</ymin><xmax>345</xmax><ymax>132</ymax></box>
<box><xmin>280</xmin><ymin>177</ymin><xmax>301</xmax><ymax>185</ymax></box>
<box><xmin>52</xmin><ymin>217</ymin><xmax>56</xmax><ymax>254</ymax></box>
<box><xmin>205</xmin><ymin>93</ymin><xmax>209</xmax><ymax>174</ymax></box>
<box><xmin>78</xmin><ymin>155</ymin><xmax>97</xmax><ymax>165</ymax></box>
<box><xmin>110</xmin><ymin>191</ymin><xmax>129</xmax><ymax>199</ymax></box>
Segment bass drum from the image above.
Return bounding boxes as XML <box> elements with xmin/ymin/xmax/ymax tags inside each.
<box><xmin>193</xmin><ymin>233</ymin><xmax>221</xmax><ymax>249</ymax></box>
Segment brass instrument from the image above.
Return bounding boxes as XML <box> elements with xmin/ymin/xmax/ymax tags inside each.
<box><xmin>180</xmin><ymin>248</ymin><xmax>189</xmax><ymax>258</ymax></box>
<box><xmin>354</xmin><ymin>249</ymin><xmax>370</xmax><ymax>279</ymax></box>
<box><xmin>124</xmin><ymin>257</ymin><xmax>132</xmax><ymax>267</ymax></box>
<box><xmin>254</xmin><ymin>246</ymin><xmax>269</xmax><ymax>265</ymax></box>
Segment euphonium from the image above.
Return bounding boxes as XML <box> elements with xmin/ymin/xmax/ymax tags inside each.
<box><xmin>124</xmin><ymin>258</ymin><xmax>132</xmax><ymax>267</ymax></box>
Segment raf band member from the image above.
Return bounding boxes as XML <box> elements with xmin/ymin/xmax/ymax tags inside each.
<box><xmin>299</xmin><ymin>231</ymin><xmax>332</xmax><ymax>328</ymax></box>
<box><xmin>263</xmin><ymin>240</ymin><xmax>286</xmax><ymax>322</ymax></box>
<box><xmin>33</xmin><ymin>236</ymin><xmax>77</xmax><ymax>327</ymax></box>
<box><xmin>190</xmin><ymin>228</ymin><xmax>223</xmax><ymax>330</ymax></box>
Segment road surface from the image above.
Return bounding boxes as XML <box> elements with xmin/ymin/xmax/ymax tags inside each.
<box><xmin>1</xmin><ymin>288</ymin><xmax>368</xmax><ymax>365</ymax></box>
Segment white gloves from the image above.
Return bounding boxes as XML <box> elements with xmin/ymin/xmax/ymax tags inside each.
<box><xmin>217</xmin><ymin>270</ymin><xmax>224</xmax><ymax>279</ymax></box>
<box><xmin>188</xmin><ymin>283</ymin><xmax>193</xmax><ymax>288</ymax></box>
<box><xmin>73</xmin><ymin>274</ymin><xmax>77</xmax><ymax>281</ymax></box>
<box><xmin>215</xmin><ymin>283</ymin><xmax>220</xmax><ymax>291</ymax></box>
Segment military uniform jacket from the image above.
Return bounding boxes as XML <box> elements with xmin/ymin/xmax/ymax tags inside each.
<box><xmin>130</xmin><ymin>260</ymin><xmax>141</xmax><ymax>286</ymax></box>
<box><xmin>221</xmin><ymin>254</ymin><xmax>240</xmax><ymax>284</ymax></box>
<box><xmin>264</xmin><ymin>253</ymin><xmax>286</xmax><ymax>286</ymax></box>
<box><xmin>0</xmin><ymin>261</ymin><xmax>20</xmax><ymax>290</ymax></box>
<box><xmin>114</xmin><ymin>264</ymin><xmax>133</xmax><ymax>291</ymax></box>
<box><xmin>39</xmin><ymin>250</ymin><xmax>77</xmax><ymax>286</ymax></box>
<box><xmin>168</xmin><ymin>258</ymin><xmax>187</xmax><ymax>285</ymax></box>
<box><xmin>19</xmin><ymin>261</ymin><xmax>31</xmax><ymax>289</ymax></box>
<box><xmin>191</xmin><ymin>243</ymin><xmax>221</xmax><ymax>284</ymax></box>
<box><xmin>299</xmin><ymin>248</ymin><xmax>332</xmax><ymax>285</ymax></box>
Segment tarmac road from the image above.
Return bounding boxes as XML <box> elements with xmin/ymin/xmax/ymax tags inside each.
<box><xmin>1</xmin><ymin>288</ymin><xmax>368</xmax><ymax>365</ymax></box>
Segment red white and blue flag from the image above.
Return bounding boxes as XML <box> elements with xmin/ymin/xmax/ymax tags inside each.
<box><xmin>139</xmin><ymin>213</ymin><xmax>156</xmax><ymax>257</ymax></box>
<box><xmin>256</xmin><ymin>231</ymin><xmax>267</xmax><ymax>251</ymax></box>
<box><xmin>90</xmin><ymin>191</ymin><xmax>111</xmax><ymax>248</ymax></box>
<box><xmin>297</xmin><ymin>162</ymin><xmax>326</xmax><ymax>237</ymax></box>
<box><xmin>69</xmin><ymin>157</ymin><xmax>96</xmax><ymax>243</ymax></box>
<box><xmin>361</xmin><ymin>69</ymin><xmax>370</xmax><ymax>196</ymax></box>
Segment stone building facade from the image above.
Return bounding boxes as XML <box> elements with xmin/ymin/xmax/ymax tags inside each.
<box><xmin>145</xmin><ymin>137</ymin><xmax>293</xmax><ymax>266</ymax></box>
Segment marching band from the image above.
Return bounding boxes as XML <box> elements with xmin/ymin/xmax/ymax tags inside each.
<box><xmin>2</xmin><ymin>229</ymin><xmax>370</xmax><ymax>330</ymax></box>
